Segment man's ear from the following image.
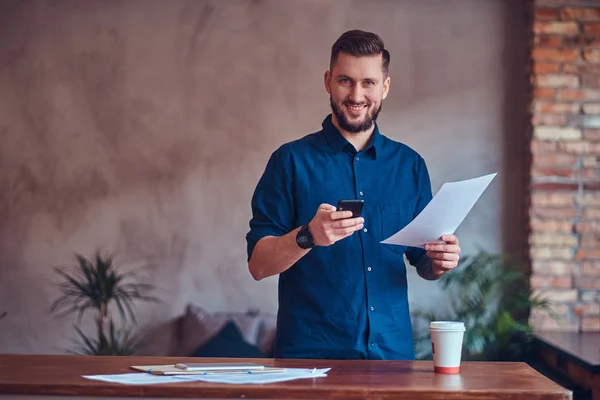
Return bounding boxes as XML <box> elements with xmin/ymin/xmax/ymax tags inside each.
<box><xmin>324</xmin><ymin>70</ymin><xmax>332</xmax><ymax>94</ymax></box>
<box><xmin>382</xmin><ymin>76</ymin><xmax>391</xmax><ymax>100</ymax></box>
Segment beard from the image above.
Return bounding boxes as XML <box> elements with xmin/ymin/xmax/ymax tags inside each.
<box><xmin>330</xmin><ymin>95</ymin><xmax>382</xmax><ymax>134</ymax></box>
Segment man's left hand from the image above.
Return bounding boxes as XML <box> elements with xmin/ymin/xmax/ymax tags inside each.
<box><xmin>425</xmin><ymin>234</ymin><xmax>461</xmax><ymax>276</ymax></box>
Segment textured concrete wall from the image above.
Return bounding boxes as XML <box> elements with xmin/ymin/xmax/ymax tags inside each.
<box><xmin>0</xmin><ymin>0</ymin><xmax>529</xmax><ymax>353</ymax></box>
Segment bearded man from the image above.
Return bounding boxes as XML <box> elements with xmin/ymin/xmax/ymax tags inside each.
<box><xmin>246</xmin><ymin>30</ymin><xmax>461</xmax><ymax>360</ymax></box>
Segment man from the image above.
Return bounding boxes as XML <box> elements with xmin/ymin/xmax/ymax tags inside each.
<box><xmin>246</xmin><ymin>30</ymin><xmax>461</xmax><ymax>360</ymax></box>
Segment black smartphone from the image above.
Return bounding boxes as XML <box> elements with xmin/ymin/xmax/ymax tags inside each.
<box><xmin>336</xmin><ymin>199</ymin><xmax>364</xmax><ymax>218</ymax></box>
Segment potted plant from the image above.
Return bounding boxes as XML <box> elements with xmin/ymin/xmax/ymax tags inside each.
<box><xmin>50</xmin><ymin>251</ymin><xmax>158</xmax><ymax>355</ymax></box>
<box><xmin>412</xmin><ymin>250</ymin><xmax>553</xmax><ymax>362</ymax></box>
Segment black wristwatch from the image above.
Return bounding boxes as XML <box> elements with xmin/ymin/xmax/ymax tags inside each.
<box><xmin>296</xmin><ymin>224</ymin><xmax>315</xmax><ymax>249</ymax></box>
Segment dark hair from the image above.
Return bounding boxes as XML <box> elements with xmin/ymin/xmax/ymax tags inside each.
<box><xmin>330</xmin><ymin>30</ymin><xmax>390</xmax><ymax>76</ymax></box>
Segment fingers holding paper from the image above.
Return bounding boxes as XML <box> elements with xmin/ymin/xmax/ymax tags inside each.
<box><xmin>424</xmin><ymin>234</ymin><xmax>461</xmax><ymax>276</ymax></box>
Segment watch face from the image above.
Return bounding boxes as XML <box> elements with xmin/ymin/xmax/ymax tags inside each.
<box><xmin>298</xmin><ymin>235</ymin><xmax>310</xmax><ymax>247</ymax></box>
<box><xmin>297</xmin><ymin>228</ymin><xmax>313</xmax><ymax>249</ymax></box>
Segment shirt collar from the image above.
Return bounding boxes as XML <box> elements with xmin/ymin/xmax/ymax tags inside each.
<box><xmin>321</xmin><ymin>114</ymin><xmax>380</xmax><ymax>159</ymax></box>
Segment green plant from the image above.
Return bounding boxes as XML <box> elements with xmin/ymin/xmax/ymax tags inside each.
<box><xmin>51</xmin><ymin>251</ymin><xmax>158</xmax><ymax>355</ymax></box>
<box><xmin>413</xmin><ymin>250</ymin><xmax>553</xmax><ymax>362</ymax></box>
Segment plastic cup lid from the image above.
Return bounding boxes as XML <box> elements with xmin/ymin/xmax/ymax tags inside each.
<box><xmin>429</xmin><ymin>321</ymin><xmax>465</xmax><ymax>331</ymax></box>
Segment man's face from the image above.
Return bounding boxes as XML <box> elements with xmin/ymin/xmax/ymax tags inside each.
<box><xmin>325</xmin><ymin>52</ymin><xmax>391</xmax><ymax>134</ymax></box>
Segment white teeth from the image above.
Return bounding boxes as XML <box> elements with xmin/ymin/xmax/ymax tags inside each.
<box><xmin>347</xmin><ymin>105</ymin><xmax>365</xmax><ymax>111</ymax></box>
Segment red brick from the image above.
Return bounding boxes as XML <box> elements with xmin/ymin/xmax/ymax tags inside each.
<box><xmin>560</xmin><ymin>140</ymin><xmax>600</xmax><ymax>153</ymax></box>
<box><xmin>556</xmin><ymin>88</ymin><xmax>600</xmax><ymax>101</ymax></box>
<box><xmin>532</xmin><ymin>114</ymin><xmax>567</xmax><ymax>126</ymax></box>
<box><xmin>534</xmin><ymin>63</ymin><xmax>561</xmax><ymax>74</ymax></box>
<box><xmin>576</xmin><ymin>221</ymin><xmax>600</xmax><ymax>233</ymax></box>
<box><xmin>534</xmin><ymin>35</ymin><xmax>562</xmax><ymax>47</ymax></box>
<box><xmin>582</xmin><ymin>155</ymin><xmax>599</xmax><ymax>166</ymax></box>
<box><xmin>532</xmin><ymin>152</ymin><xmax>579</xmax><ymax>166</ymax></box>
<box><xmin>582</xmin><ymin>75</ymin><xmax>600</xmax><ymax>87</ymax></box>
<box><xmin>581</xmin><ymin>317</ymin><xmax>600</xmax><ymax>332</ymax></box>
<box><xmin>531</xmin><ymin>207</ymin><xmax>578</xmax><ymax>219</ymax></box>
<box><xmin>573</xmin><ymin>303</ymin><xmax>600</xmax><ymax>317</ymax></box>
<box><xmin>575</xmin><ymin>276</ymin><xmax>600</xmax><ymax>289</ymax></box>
<box><xmin>561</xmin><ymin>7</ymin><xmax>600</xmax><ymax>22</ymax></box>
<box><xmin>577</xmin><ymin>192</ymin><xmax>600</xmax><ymax>206</ymax></box>
<box><xmin>582</xmin><ymin>261</ymin><xmax>600</xmax><ymax>276</ymax></box>
<box><xmin>536</xmin><ymin>7</ymin><xmax>559</xmax><ymax>20</ymax></box>
<box><xmin>533</xmin><ymin>167</ymin><xmax>576</xmax><ymax>178</ymax></box>
<box><xmin>584</xmin><ymin>49</ymin><xmax>600</xmax><ymax>63</ymax></box>
<box><xmin>531</xmin><ymin>192</ymin><xmax>575</xmax><ymax>207</ymax></box>
<box><xmin>533</xmin><ymin>182</ymin><xmax>579</xmax><ymax>190</ymax></box>
<box><xmin>583</xmin><ymin>207</ymin><xmax>600</xmax><ymax>218</ymax></box>
<box><xmin>531</xmin><ymin>140</ymin><xmax>558</xmax><ymax>153</ymax></box>
<box><xmin>583</xmin><ymin>181</ymin><xmax>600</xmax><ymax>190</ymax></box>
<box><xmin>533</xmin><ymin>48</ymin><xmax>580</xmax><ymax>62</ymax></box>
<box><xmin>562</xmin><ymin>34</ymin><xmax>600</xmax><ymax>47</ymax></box>
<box><xmin>534</xmin><ymin>88</ymin><xmax>556</xmax><ymax>99</ymax></box>
<box><xmin>532</xmin><ymin>260</ymin><xmax>578</xmax><ymax>276</ymax></box>
<box><xmin>531</xmin><ymin>246</ymin><xmax>574</xmax><ymax>260</ymax></box>
<box><xmin>580</xmin><ymin>168</ymin><xmax>600</xmax><ymax>178</ymax></box>
<box><xmin>580</xmin><ymin>232</ymin><xmax>600</xmax><ymax>247</ymax></box>
<box><xmin>531</xmin><ymin>275</ymin><xmax>572</xmax><ymax>288</ymax></box>
<box><xmin>531</xmin><ymin>218</ymin><xmax>574</xmax><ymax>232</ymax></box>
<box><xmin>583</xmin><ymin>23</ymin><xmax>600</xmax><ymax>35</ymax></box>
<box><xmin>584</xmin><ymin>129</ymin><xmax>600</xmax><ymax>140</ymax></box>
<box><xmin>535</xmin><ymin>101</ymin><xmax>580</xmax><ymax>114</ymax></box>
<box><xmin>530</xmin><ymin>233</ymin><xmax>579</xmax><ymax>246</ymax></box>
<box><xmin>583</xmin><ymin>104</ymin><xmax>600</xmax><ymax>114</ymax></box>
<box><xmin>563</xmin><ymin>63</ymin><xmax>600</xmax><ymax>74</ymax></box>
<box><xmin>535</xmin><ymin>21</ymin><xmax>579</xmax><ymax>35</ymax></box>
<box><xmin>534</xmin><ymin>35</ymin><xmax>563</xmax><ymax>47</ymax></box>
<box><xmin>575</xmin><ymin>248</ymin><xmax>600</xmax><ymax>260</ymax></box>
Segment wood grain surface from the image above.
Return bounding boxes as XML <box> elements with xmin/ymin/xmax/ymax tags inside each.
<box><xmin>0</xmin><ymin>354</ymin><xmax>572</xmax><ymax>399</ymax></box>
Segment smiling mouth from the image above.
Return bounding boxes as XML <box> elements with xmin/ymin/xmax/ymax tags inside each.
<box><xmin>345</xmin><ymin>104</ymin><xmax>367</xmax><ymax>114</ymax></box>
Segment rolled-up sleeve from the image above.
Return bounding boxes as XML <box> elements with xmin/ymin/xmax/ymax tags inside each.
<box><xmin>246</xmin><ymin>146</ymin><xmax>295</xmax><ymax>261</ymax></box>
<box><xmin>405</xmin><ymin>156</ymin><xmax>433</xmax><ymax>266</ymax></box>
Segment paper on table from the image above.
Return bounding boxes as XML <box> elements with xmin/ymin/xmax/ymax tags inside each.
<box><xmin>381</xmin><ymin>173</ymin><xmax>497</xmax><ymax>248</ymax></box>
<box><xmin>178</xmin><ymin>368</ymin><xmax>331</xmax><ymax>384</ymax></box>
<box><xmin>82</xmin><ymin>368</ymin><xmax>331</xmax><ymax>385</ymax></box>
<box><xmin>82</xmin><ymin>373</ymin><xmax>199</xmax><ymax>385</ymax></box>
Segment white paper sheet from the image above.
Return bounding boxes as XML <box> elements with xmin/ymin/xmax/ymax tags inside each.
<box><xmin>381</xmin><ymin>173</ymin><xmax>497</xmax><ymax>248</ymax></box>
<box><xmin>82</xmin><ymin>368</ymin><xmax>331</xmax><ymax>385</ymax></box>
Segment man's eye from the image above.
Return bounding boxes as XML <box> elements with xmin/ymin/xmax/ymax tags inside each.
<box><xmin>340</xmin><ymin>78</ymin><xmax>350</xmax><ymax>84</ymax></box>
<box><xmin>364</xmin><ymin>81</ymin><xmax>374</xmax><ymax>86</ymax></box>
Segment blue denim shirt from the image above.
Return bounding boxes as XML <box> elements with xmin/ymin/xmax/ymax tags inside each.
<box><xmin>246</xmin><ymin>114</ymin><xmax>433</xmax><ymax>360</ymax></box>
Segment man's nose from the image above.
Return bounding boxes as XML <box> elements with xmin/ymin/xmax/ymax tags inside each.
<box><xmin>349</xmin><ymin>85</ymin><xmax>364</xmax><ymax>103</ymax></box>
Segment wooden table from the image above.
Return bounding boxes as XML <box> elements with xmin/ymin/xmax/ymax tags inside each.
<box><xmin>534</xmin><ymin>331</ymin><xmax>600</xmax><ymax>400</ymax></box>
<box><xmin>0</xmin><ymin>354</ymin><xmax>571</xmax><ymax>399</ymax></box>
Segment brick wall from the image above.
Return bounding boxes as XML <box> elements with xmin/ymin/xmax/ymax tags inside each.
<box><xmin>529</xmin><ymin>0</ymin><xmax>600</xmax><ymax>332</ymax></box>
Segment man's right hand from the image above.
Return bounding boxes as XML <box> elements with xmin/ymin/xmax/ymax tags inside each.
<box><xmin>308</xmin><ymin>204</ymin><xmax>365</xmax><ymax>246</ymax></box>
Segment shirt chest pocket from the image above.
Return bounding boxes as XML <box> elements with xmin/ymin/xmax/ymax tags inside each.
<box><xmin>379</xmin><ymin>204</ymin><xmax>413</xmax><ymax>255</ymax></box>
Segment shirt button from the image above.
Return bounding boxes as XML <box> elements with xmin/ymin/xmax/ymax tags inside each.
<box><xmin>359</xmin><ymin>191</ymin><xmax>364</xmax><ymax>196</ymax></box>
<box><xmin>370</xmin><ymin>343</ymin><xmax>375</xmax><ymax>347</ymax></box>
<box><xmin>355</xmin><ymin>157</ymin><xmax>359</xmax><ymax>161</ymax></box>
<box><xmin>370</xmin><ymin>306</ymin><xmax>375</xmax><ymax>311</ymax></box>
<box><xmin>367</xmin><ymin>267</ymin><xmax>372</xmax><ymax>272</ymax></box>
<box><xmin>363</xmin><ymin>228</ymin><xmax>368</xmax><ymax>233</ymax></box>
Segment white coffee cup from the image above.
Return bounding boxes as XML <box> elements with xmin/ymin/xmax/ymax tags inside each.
<box><xmin>429</xmin><ymin>321</ymin><xmax>465</xmax><ymax>374</ymax></box>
